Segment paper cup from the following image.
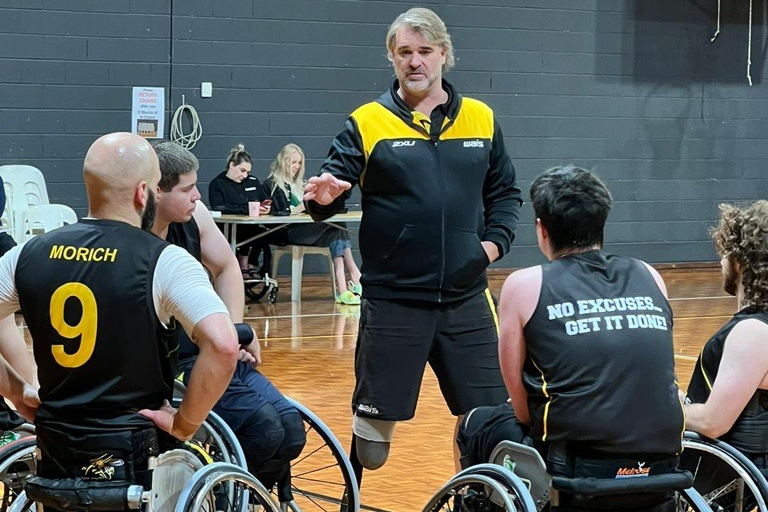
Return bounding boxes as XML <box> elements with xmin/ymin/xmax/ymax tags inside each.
<box><xmin>248</xmin><ymin>201</ymin><xmax>261</xmax><ymax>217</ymax></box>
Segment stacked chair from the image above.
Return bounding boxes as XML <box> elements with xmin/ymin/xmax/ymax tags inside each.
<box><xmin>0</xmin><ymin>165</ymin><xmax>78</xmax><ymax>242</ymax></box>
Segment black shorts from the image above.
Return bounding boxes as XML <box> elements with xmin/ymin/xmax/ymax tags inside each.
<box><xmin>352</xmin><ymin>290</ymin><xmax>507</xmax><ymax>420</ymax></box>
<box><xmin>457</xmin><ymin>403</ymin><xmax>528</xmax><ymax>468</ymax></box>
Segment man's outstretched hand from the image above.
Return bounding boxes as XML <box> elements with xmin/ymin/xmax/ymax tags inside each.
<box><xmin>303</xmin><ymin>173</ymin><xmax>351</xmax><ymax>205</ymax></box>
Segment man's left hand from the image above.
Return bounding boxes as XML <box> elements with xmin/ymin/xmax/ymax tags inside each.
<box><xmin>14</xmin><ymin>384</ymin><xmax>40</xmax><ymax>423</ymax></box>
<box><xmin>240</xmin><ymin>329</ymin><xmax>262</xmax><ymax>367</ymax></box>
<box><xmin>481</xmin><ymin>241</ymin><xmax>499</xmax><ymax>263</ymax></box>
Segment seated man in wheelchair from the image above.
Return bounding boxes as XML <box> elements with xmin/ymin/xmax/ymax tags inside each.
<box><xmin>151</xmin><ymin>141</ymin><xmax>306</xmax><ymax>488</ymax></box>
<box><xmin>683</xmin><ymin>200</ymin><xmax>768</xmax><ymax>474</ymax></box>
<box><xmin>0</xmin><ymin>133</ymin><xmax>240</xmax><ymax>511</ymax></box>
<box><xmin>458</xmin><ymin>167</ymin><xmax>685</xmax><ymax>511</ymax></box>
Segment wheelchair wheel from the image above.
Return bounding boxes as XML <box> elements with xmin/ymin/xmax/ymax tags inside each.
<box><xmin>422</xmin><ymin>473</ymin><xmax>525</xmax><ymax>512</ymax></box>
<box><xmin>455</xmin><ymin>464</ymin><xmax>537</xmax><ymax>512</ymax></box>
<box><xmin>244</xmin><ymin>276</ymin><xmax>270</xmax><ymax>302</ymax></box>
<box><xmin>175</xmin><ymin>462</ymin><xmax>281</xmax><ymax>512</ymax></box>
<box><xmin>276</xmin><ymin>397</ymin><xmax>360</xmax><ymax>512</ymax></box>
<box><xmin>171</xmin><ymin>399</ymin><xmax>247</xmax><ymax>469</ymax></box>
<box><xmin>0</xmin><ymin>437</ymin><xmax>36</xmax><ymax>512</ymax></box>
<box><xmin>681</xmin><ymin>432</ymin><xmax>768</xmax><ymax>512</ymax></box>
<box><xmin>244</xmin><ymin>244</ymin><xmax>272</xmax><ymax>302</ymax></box>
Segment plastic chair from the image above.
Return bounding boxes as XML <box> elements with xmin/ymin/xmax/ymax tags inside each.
<box><xmin>271</xmin><ymin>245</ymin><xmax>336</xmax><ymax>301</ymax></box>
<box><xmin>0</xmin><ymin>165</ymin><xmax>49</xmax><ymax>210</ymax></box>
<box><xmin>22</xmin><ymin>204</ymin><xmax>78</xmax><ymax>239</ymax></box>
<box><xmin>0</xmin><ymin>165</ymin><xmax>50</xmax><ymax>242</ymax></box>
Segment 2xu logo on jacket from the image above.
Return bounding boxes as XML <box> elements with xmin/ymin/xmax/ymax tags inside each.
<box><xmin>391</xmin><ymin>140</ymin><xmax>485</xmax><ymax>148</ymax></box>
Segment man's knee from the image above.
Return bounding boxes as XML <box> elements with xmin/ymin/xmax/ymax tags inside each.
<box><xmin>237</xmin><ymin>409</ymin><xmax>285</xmax><ymax>463</ymax></box>
<box><xmin>274</xmin><ymin>412</ymin><xmax>306</xmax><ymax>462</ymax></box>
<box><xmin>353</xmin><ymin>416</ymin><xmax>396</xmax><ymax>470</ymax></box>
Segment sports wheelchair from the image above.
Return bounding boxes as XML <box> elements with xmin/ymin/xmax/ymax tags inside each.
<box><xmin>0</xmin><ymin>397</ymin><xmax>359</xmax><ymax>512</ymax></box>
<box><xmin>679</xmin><ymin>431</ymin><xmax>768</xmax><ymax>512</ymax></box>
<box><xmin>243</xmin><ymin>243</ymin><xmax>279</xmax><ymax>303</ymax></box>
<box><xmin>423</xmin><ymin>440</ymin><xmax>714</xmax><ymax>512</ymax></box>
<box><xmin>0</xmin><ymin>412</ymin><xmax>281</xmax><ymax>512</ymax></box>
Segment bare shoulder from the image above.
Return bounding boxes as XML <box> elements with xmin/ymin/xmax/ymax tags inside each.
<box><xmin>192</xmin><ymin>201</ymin><xmax>217</xmax><ymax>231</ymax></box>
<box><xmin>499</xmin><ymin>266</ymin><xmax>543</xmax><ymax>318</ymax></box>
<box><xmin>640</xmin><ymin>261</ymin><xmax>668</xmax><ymax>298</ymax></box>
<box><xmin>730</xmin><ymin>316</ymin><xmax>768</xmax><ymax>343</ymax></box>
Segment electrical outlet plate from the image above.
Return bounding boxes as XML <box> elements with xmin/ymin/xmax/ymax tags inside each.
<box><xmin>201</xmin><ymin>82</ymin><xmax>213</xmax><ymax>98</ymax></box>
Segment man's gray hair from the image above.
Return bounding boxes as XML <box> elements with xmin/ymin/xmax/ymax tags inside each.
<box><xmin>151</xmin><ymin>140</ymin><xmax>199</xmax><ymax>192</ymax></box>
<box><xmin>386</xmin><ymin>7</ymin><xmax>455</xmax><ymax>72</ymax></box>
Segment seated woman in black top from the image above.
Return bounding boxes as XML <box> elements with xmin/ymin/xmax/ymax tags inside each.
<box><xmin>208</xmin><ymin>144</ymin><xmax>275</xmax><ymax>278</ymax></box>
<box><xmin>262</xmin><ymin>143</ymin><xmax>362</xmax><ymax>305</ymax></box>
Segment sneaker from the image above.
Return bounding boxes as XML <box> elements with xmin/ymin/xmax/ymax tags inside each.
<box><xmin>0</xmin><ymin>431</ymin><xmax>20</xmax><ymax>447</ymax></box>
<box><xmin>348</xmin><ymin>281</ymin><xmax>363</xmax><ymax>296</ymax></box>
<box><xmin>336</xmin><ymin>290</ymin><xmax>361</xmax><ymax>305</ymax></box>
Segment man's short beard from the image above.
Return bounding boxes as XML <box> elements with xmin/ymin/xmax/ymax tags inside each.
<box><xmin>141</xmin><ymin>188</ymin><xmax>157</xmax><ymax>232</ymax></box>
<box><xmin>723</xmin><ymin>257</ymin><xmax>740</xmax><ymax>296</ymax></box>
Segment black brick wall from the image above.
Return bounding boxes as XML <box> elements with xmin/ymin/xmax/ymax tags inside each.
<box><xmin>1</xmin><ymin>0</ymin><xmax>766</xmax><ymax>270</ymax></box>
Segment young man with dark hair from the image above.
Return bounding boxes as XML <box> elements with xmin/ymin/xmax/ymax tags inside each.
<box><xmin>151</xmin><ymin>140</ymin><xmax>305</xmax><ymax>486</ymax></box>
<box><xmin>458</xmin><ymin>167</ymin><xmax>684</xmax><ymax>510</ymax></box>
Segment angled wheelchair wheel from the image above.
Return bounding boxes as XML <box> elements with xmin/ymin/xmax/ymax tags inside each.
<box><xmin>275</xmin><ymin>397</ymin><xmax>360</xmax><ymax>512</ymax></box>
<box><xmin>175</xmin><ymin>462</ymin><xmax>281</xmax><ymax>512</ymax></box>
<box><xmin>171</xmin><ymin>398</ymin><xmax>247</xmax><ymax>469</ymax></box>
<box><xmin>0</xmin><ymin>437</ymin><xmax>36</xmax><ymax>512</ymax></box>
<box><xmin>423</xmin><ymin>473</ymin><xmax>527</xmax><ymax>512</ymax></box>
<box><xmin>244</xmin><ymin>277</ymin><xmax>270</xmax><ymax>302</ymax></box>
<box><xmin>681</xmin><ymin>432</ymin><xmax>768</xmax><ymax>512</ymax></box>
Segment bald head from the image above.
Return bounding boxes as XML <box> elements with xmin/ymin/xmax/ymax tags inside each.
<box><xmin>83</xmin><ymin>132</ymin><xmax>160</xmax><ymax>225</ymax></box>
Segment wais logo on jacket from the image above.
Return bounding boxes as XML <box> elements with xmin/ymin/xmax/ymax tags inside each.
<box><xmin>463</xmin><ymin>140</ymin><xmax>484</xmax><ymax>148</ymax></box>
<box><xmin>615</xmin><ymin>462</ymin><xmax>650</xmax><ymax>478</ymax></box>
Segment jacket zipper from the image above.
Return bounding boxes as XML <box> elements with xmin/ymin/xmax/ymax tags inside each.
<box><xmin>434</xmin><ymin>138</ymin><xmax>444</xmax><ymax>303</ymax></box>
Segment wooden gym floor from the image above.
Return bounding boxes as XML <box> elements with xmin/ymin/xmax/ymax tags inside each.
<box><xmin>14</xmin><ymin>265</ymin><xmax>729</xmax><ymax>512</ymax></box>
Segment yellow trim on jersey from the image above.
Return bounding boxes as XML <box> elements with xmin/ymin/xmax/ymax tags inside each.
<box><xmin>530</xmin><ymin>357</ymin><xmax>551</xmax><ymax>441</ymax></box>
<box><xmin>351</xmin><ymin>102</ymin><xmax>429</xmax><ymax>160</ymax></box>
<box><xmin>483</xmin><ymin>288</ymin><xmax>499</xmax><ymax>335</ymax></box>
<box><xmin>441</xmin><ymin>97</ymin><xmax>495</xmax><ymax>140</ymax></box>
<box><xmin>350</xmin><ymin>97</ymin><xmax>495</xmax><ymax>157</ymax></box>
<box><xmin>698</xmin><ymin>350</ymin><xmax>714</xmax><ymax>391</ymax></box>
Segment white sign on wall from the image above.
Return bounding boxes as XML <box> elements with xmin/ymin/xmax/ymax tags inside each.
<box><xmin>131</xmin><ymin>87</ymin><xmax>165</xmax><ymax>138</ymax></box>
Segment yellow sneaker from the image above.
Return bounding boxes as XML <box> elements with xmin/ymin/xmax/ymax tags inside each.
<box><xmin>336</xmin><ymin>290</ymin><xmax>361</xmax><ymax>305</ymax></box>
<box><xmin>348</xmin><ymin>281</ymin><xmax>363</xmax><ymax>296</ymax></box>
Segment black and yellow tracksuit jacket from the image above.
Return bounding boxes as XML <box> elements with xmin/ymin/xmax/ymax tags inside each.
<box><xmin>307</xmin><ymin>79</ymin><xmax>522</xmax><ymax>303</ymax></box>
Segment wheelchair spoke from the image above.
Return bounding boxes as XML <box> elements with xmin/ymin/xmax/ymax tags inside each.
<box><xmin>276</xmin><ymin>399</ymin><xmax>359</xmax><ymax>512</ymax></box>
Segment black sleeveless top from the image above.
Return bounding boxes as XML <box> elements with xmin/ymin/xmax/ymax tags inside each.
<box><xmin>522</xmin><ymin>250</ymin><xmax>683</xmax><ymax>455</ymax></box>
<box><xmin>166</xmin><ymin>217</ymin><xmax>202</xmax><ymax>360</ymax></box>
<box><xmin>688</xmin><ymin>306</ymin><xmax>768</xmax><ymax>453</ymax></box>
<box><xmin>16</xmin><ymin>219</ymin><xmax>175</xmax><ymax>428</ymax></box>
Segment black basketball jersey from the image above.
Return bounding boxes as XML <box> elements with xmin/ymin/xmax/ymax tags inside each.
<box><xmin>166</xmin><ymin>217</ymin><xmax>202</xmax><ymax>360</ymax></box>
<box><xmin>522</xmin><ymin>250</ymin><xmax>683</xmax><ymax>455</ymax></box>
<box><xmin>688</xmin><ymin>306</ymin><xmax>768</xmax><ymax>453</ymax></box>
<box><xmin>15</xmin><ymin>219</ymin><xmax>175</xmax><ymax>427</ymax></box>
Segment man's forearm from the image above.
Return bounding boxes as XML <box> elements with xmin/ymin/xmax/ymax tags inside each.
<box><xmin>0</xmin><ymin>316</ymin><xmax>33</xmax><ymax>383</ymax></box>
<box><xmin>214</xmin><ymin>265</ymin><xmax>246</xmax><ymax>323</ymax></box>
<box><xmin>179</xmin><ymin>345</ymin><xmax>236</xmax><ymax>426</ymax></box>
<box><xmin>305</xmin><ymin>196</ymin><xmax>346</xmax><ymax>222</ymax></box>
<box><xmin>684</xmin><ymin>403</ymin><xmax>730</xmax><ymax>439</ymax></box>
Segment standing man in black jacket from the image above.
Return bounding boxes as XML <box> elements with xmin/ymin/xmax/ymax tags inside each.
<box><xmin>304</xmin><ymin>7</ymin><xmax>522</xmax><ymax>484</ymax></box>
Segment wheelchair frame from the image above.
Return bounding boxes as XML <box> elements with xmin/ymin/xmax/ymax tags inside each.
<box><xmin>423</xmin><ymin>441</ymin><xmax>715</xmax><ymax>512</ymax></box>
<box><xmin>681</xmin><ymin>431</ymin><xmax>768</xmax><ymax>512</ymax></box>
